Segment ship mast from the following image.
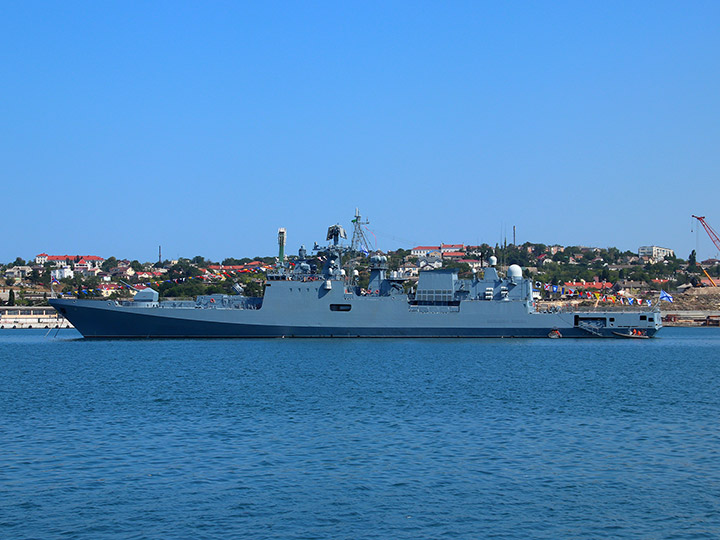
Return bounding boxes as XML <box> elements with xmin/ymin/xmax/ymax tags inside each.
<box><xmin>350</xmin><ymin>208</ymin><xmax>372</xmax><ymax>255</ymax></box>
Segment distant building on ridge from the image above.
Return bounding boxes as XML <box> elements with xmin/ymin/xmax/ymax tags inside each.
<box><xmin>638</xmin><ymin>246</ymin><xmax>674</xmax><ymax>262</ymax></box>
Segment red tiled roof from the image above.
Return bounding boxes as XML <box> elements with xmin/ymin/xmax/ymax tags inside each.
<box><xmin>44</xmin><ymin>254</ymin><xmax>105</xmax><ymax>261</ymax></box>
<box><xmin>412</xmin><ymin>246</ymin><xmax>440</xmax><ymax>251</ymax></box>
<box><xmin>442</xmin><ymin>251</ymin><xmax>465</xmax><ymax>257</ymax></box>
<box><xmin>209</xmin><ymin>265</ymin><xmax>248</xmax><ymax>271</ymax></box>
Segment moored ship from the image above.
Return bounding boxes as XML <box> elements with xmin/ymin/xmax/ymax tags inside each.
<box><xmin>49</xmin><ymin>218</ymin><xmax>662</xmax><ymax>339</ymax></box>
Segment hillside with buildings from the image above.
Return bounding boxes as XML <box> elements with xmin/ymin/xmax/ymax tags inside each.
<box><xmin>1</xmin><ymin>242</ymin><xmax>719</xmax><ymax>313</ymax></box>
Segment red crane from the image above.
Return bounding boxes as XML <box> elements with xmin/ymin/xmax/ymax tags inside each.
<box><xmin>692</xmin><ymin>215</ymin><xmax>719</xmax><ymax>286</ymax></box>
<box><xmin>692</xmin><ymin>215</ymin><xmax>720</xmax><ymax>252</ymax></box>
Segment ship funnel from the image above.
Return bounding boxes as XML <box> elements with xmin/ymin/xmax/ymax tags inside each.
<box><xmin>278</xmin><ymin>228</ymin><xmax>286</xmax><ymax>262</ymax></box>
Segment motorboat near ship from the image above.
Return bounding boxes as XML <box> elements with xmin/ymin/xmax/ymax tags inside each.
<box><xmin>49</xmin><ymin>218</ymin><xmax>662</xmax><ymax>339</ymax></box>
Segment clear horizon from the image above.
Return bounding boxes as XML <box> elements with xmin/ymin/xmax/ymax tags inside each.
<box><xmin>3</xmin><ymin>2</ymin><xmax>720</xmax><ymax>263</ymax></box>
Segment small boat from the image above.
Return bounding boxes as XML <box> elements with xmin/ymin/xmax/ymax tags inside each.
<box><xmin>612</xmin><ymin>331</ymin><xmax>650</xmax><ymax>339</ymax></box>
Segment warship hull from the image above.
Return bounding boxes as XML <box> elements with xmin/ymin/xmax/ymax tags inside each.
<box><xmin>49</xmin><ymin>291</ymin><xmax>661</xmax><ymax>339</ymax></box>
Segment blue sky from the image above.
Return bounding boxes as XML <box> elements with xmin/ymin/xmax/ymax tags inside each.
<box><xmin>2</xmin><ymin>2</ymin><xmax>719</xmax><ymax>263</ymax></box>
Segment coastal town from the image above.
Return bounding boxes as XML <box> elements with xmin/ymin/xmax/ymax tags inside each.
<box><xmin>1</xmin><ymin>239</ymin><xmax>719</xmax><ymax>328</ymax></box>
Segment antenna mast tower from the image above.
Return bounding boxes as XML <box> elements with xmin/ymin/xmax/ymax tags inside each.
<box><xmin>350</xmin><ymin>208</ymin><xmax>372</xmax><ymax>254</ymax></box>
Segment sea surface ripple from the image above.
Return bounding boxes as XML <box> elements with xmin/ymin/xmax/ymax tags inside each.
<box><xmin>1</xmin><ymin>328</ymin><xmax>719</xmax><ymax>539</ymax></box>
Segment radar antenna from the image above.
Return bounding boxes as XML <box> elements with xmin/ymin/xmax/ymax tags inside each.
<box><xmin>350</xmin><ymin>208</ymin><xmax>372</xmax><ymax>255</ymax></box>
<box><xmin>326</xmin><ymin>224</ymin><xmax>347</xmax><ymax>246</ymax></box>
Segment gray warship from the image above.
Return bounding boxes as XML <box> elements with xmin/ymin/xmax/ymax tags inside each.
<box><xmin>49</xmin><ymin>216</ymin><xmax>662</xmax><ymax>339</ymax></box>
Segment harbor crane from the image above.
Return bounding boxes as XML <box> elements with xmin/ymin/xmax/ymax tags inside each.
<box><xmin>691</xmin><ymin>215</ymin><xmax>719</xmax><ymax>286</ymax></box>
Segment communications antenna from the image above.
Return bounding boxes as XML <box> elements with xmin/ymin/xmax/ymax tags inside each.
<box><xmin>350</xmin><ymin>208</ymin><xmax>372</xmax><ymax>255</ymax></box>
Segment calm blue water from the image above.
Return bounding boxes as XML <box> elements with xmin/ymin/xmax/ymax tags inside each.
<box><xmin>1</xmin><ymin>328</ymin><xmax>719</xmax><ymax>539</ymax></box>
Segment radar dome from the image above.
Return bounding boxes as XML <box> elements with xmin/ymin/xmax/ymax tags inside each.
<box><xmin>508</xmin><ymin>264</ymin><xmax>522</xmax><ymax>279</ymax></box>
<box><xmin>488</xmin><ymin>256</ymin><xmax>498</xmax><ymax>266</ymax></box>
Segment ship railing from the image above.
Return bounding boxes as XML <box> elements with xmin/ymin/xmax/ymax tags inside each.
<box><xmin>267</xmin><ymin>272</ymin><xmax>331</xmax><ymax>282</ymax></box>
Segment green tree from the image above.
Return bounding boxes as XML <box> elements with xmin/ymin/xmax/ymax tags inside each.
<box><xmin>8</xmin><ymin>289</ymin><xmax>15</xmax><ymax>306</ymax></box>
<box><xmin>101</xmin><ymin>256</ymin><xmax>118</xmax><ymax>272</ymax></box>
<box><xmin>442</xmin><ymin>261</ymin><xmax>472</xmax><ymax>278</ymax></box>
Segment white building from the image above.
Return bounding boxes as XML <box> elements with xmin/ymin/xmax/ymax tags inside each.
<box><xmin>35</xmin><ymin>254</ymin><xmax>105</xmax><ymax>268</ymax></box>
<box><xmin>51</xmin><ymin>267</ymin><xmax>74</xmax><ymax>280</ymax></box>
<box><xmin>398</xmin><ymin>262</ymin><xmax>419</xmax><ymax>278</ymax></box>
<box><xmin>638</xmin><ymin>246</ymin><xmax>674</xmax><ymax>262</ymax></box>
<box><xmin>440</xmin><ymin>243</ymin><xmax>465</xmax><ymax>253</ymax></box>
<box><xmin>411</xmin><ymin>246</ymin><xmax>440</xmax><ymax>257</ymax></box>
<box><xmin>4</xmin><ymin>266</ymin><xmax>32</xmax><ymax>280</ymax></box>
<box><xmin>418</xmin><ymin>256</ymin><xmax>443</xmax><ymax>271</ymax></box>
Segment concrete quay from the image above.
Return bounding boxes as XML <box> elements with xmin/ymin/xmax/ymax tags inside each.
<box><xmin>661</xmin><ymin>310</ymin><xmax>720</xmax><ymax>326</ymax></box>
<box><xmin>0</xmin><ymin>306</ymin><xmax>74</xmax><ymax>329</ymax></box>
